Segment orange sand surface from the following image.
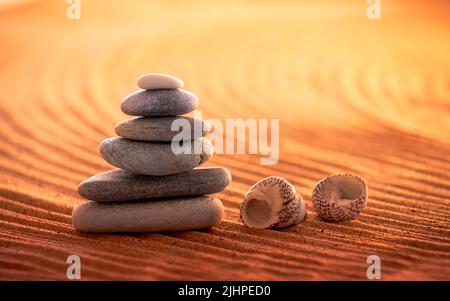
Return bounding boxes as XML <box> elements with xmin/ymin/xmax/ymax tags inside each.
<box><xmin>0</xmin><ymin>0</ymin><xmax>449</xmax><ymax>280</ymax></box>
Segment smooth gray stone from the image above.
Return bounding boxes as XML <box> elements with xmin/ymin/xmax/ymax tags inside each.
<box><xmin>115</xmin><ymin>116</ymin><xmax>211</xmax><ymax>142</ymax></box>
<box><xmin>99</xmin><ymin>137</ymin><xmax>213</xmax><ymax>176</ymax></box>
<box><xmin>78</xmin><ymin>167</ymin><xmax>231</xmax><ymax>202</ymax></box>
<box><xmin>72</xmin><ymin>196</ymin><xmax>224</xmax><ymax>233</ymax></box>
<box><xmin>121</xmin><ymin>89</ymin><xmax>198</xmax><ymax>116</ymax></box>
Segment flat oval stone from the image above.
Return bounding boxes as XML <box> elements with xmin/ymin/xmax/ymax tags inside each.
<box><xmin>121</xmin><ymin>89</ymin><xmax>198</xmax><ymax>116</ymax></box>
<box><xmin>78</xmin><ymin>167</ymin><xmax>231</xmax><ymax>202</ymax></box>
<box><xmin>99</xmin><ymin>137</ymin><xmax>213</xmax><ymax>176</ymax></box>
<box><xmin>115</xmin><ymin>116</ymin><xmax>211</xmax><ymax>142</ymax></box>
<box><xmin>72</xmin><ymin>196</ymin><xmax>224</xmax><ymax>233</ymax></box>
<box><xmin>137</xmin><ymin>73</ymin><xmax>184</xmax><ymax>90</ymax></box>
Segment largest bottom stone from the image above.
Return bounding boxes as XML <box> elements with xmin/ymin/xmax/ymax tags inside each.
<box><xmin>72</xmin><ymin>196</ymin><xmax>223</xmax><ymax>233</ymax></box>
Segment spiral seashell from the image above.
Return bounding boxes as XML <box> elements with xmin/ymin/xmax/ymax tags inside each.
<box><xmin>312</xmin><ymin>173</ymin><xmax>368</xmax><ymax>222</ymax></box>
<box><xmin>240</xmin><ymin>176</ymin><xmax>307</xmax><ymax>229</ymax></box>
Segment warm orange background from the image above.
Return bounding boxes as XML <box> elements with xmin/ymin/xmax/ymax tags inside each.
<box><xmin>0</xmin><ymin>0</ymin><xmax>449</xmax><ymax>280</ymax></box>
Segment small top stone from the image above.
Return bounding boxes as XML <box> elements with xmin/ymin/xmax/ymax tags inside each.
<box><xmin>137</xmin><ymin>73</ymin><xmax>184</xmax><ymax>90</ymax></box>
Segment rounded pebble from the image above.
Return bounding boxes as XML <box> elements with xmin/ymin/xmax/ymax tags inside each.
<box><xmin>99</xmin><ymin>137</ymin><xmax>213</xmax><ymax>176</ymax></box>
<box><xmin>121</xmin><ymin>89</ymin><xmax>198</xmax><ymax>116</ymax></box>
<box><xmin>78</xmin><ymin>167</ymin><xmax>231</xmax><ymax>202</ymax></box>
<box><xmin>115</xmin><ymin>116</ymin><xmax>211</xmax><ymax>142</ymax></box>
<box><xmin>72</xmin><ymin>196</ymin><xmax>224</xmax><ymax>233</ymax></box>
<box><xmin>137</xmin><ymin>73</ymin><xmax>184</xmax><ymax>90</ymax></box>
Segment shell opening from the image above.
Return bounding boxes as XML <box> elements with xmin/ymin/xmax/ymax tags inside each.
<box><xmin>242</xmin><ymin>198</ymin><xmax>274</xmax><ymax>228</ymax></box>
<box><xmin>329</xmin><ymin>175</ymin><xmax>364</xmax><ymax>200</ymax></box>
<box><xmin>322</xmin><ymin>174</ymin><xmax>367</xmax><ymax>207</ymax></box>
<box><xmin>241</xmin><ymin>176</ymin><xmax>307</xmax><ymax>229</ymax></box>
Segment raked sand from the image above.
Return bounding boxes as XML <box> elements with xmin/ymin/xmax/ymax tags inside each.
<box><xmin>0</xmin><ymin>0</ymin><xmax>449</xmax><ymax>280</ymax></box>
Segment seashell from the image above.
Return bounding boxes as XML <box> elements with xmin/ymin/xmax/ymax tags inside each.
<box><xmin>312</xmin><ymin>173</ymin><xmax>368</xmax><ymax>222</ymax></box>
<box><xmin>240</xmin><ymin>176</ymin><xmax>307</xmax><ymax>229</ymax></box>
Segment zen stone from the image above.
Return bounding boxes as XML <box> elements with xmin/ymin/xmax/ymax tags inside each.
<box><xmin>115</xmin><ymin>116</ymin><xmax>211</xmax><ymax>142</ymax></box>
<box><xmin>121</xmin><ymin>89</ymin><xmax>198</xmax><ymax>116</ymax></box>
<box><xmin>78</xmin><ymin>167</ymin><xmax>231</xmax><ymax>202</ymax></box>
<box><xmin>100</xmin><ymin>137</ymin><xmax>213</xmax><ymax>176</ymax></box>
<box><xmin>137</xmin><ymin>73</ymin><xmax>184</xmax><ymax>90</ymax></box>
<box><xmin>72</xmin><ymin>196</ymin><xmax>224</xmax><ymax>233</ymax></box>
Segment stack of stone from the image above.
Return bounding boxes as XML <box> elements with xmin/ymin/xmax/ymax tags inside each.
<box><xmin>72</xmin><ymin>73</ymin><xmax>231</xmax><ymax>233</ymax></box>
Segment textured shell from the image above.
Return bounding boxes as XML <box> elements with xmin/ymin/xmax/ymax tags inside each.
<box><xmin>312</xmin><ymin>173</ymin><xmax>368</xmax><ymax>222</ymax></box>
<box><xmin>240</xmin><ymin>176</ymin><xmax>307</xmax><ymax>229</ymax></box>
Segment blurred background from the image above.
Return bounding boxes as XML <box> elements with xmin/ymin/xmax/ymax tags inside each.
<box><xmin>0</xmin><ymin>0</ymin><xmax>449</xmax><ymax>280</ymax></box>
